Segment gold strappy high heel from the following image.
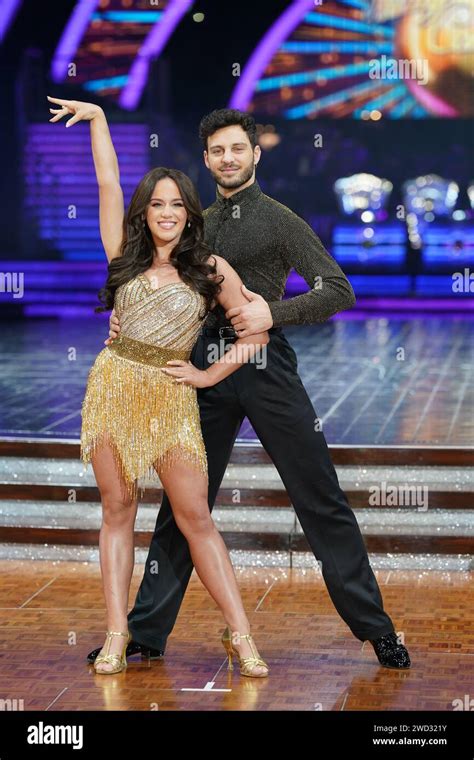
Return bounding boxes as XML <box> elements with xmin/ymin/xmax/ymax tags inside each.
<box><xmin>94</xmin><ymin>631</ymin><xmax>131</xmax><ymax>675</ymax></box>
<box><xmin>221</xmin><ymin>627</ymin><xmax>269</xmax><ymax>678</ymax></box>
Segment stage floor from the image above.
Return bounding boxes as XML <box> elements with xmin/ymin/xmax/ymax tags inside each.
<box><xmin>0</xmin><ymin>560</ymin><xmax>471</xmax><ymax>711</ymax></box>
<box><xmin>0</xmin><ymin>316</ymin><xmax>472</xmax><ymax>446</ymax></box>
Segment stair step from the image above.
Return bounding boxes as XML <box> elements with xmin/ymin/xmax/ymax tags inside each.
<box><xmin>0</xmin><ymin>541</ymin><xmax>471</xmax><ymax>571</ymax></box>
<box><xmin>0</xmin><ymin>501</ymin><xmax>472</xmax><ymax>555</ymax></box>
<box><xmin>0</xmin><ymin>443</ymin><xmax>472</xmax><ymax>565</ymax></box>
<box><xmin>0</xmin><ymin>457</ymin><xmax>472</xmax><ymax>508</ymax></box>
<box><xmin>0</xmin><ymin>501</ymin><xmax>472</xmax><ymax>534</ymax></box>
<box><xmin>0</xmin><ymin>438</ymin><xmax>472</xmax><ymax>466</ymax></box>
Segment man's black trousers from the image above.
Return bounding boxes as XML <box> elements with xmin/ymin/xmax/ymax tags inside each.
<box><xmin>128</xmin><ymin>329</ymin><xmax>395</xmax><ymax>648</ymax></box>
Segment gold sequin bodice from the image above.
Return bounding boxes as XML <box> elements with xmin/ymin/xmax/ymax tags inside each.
<box><xmin>80</xmin><ymin>271</ymin><xmax>209</xmax><ymax>500</ymax></box>
<box><xmin>114</xmin><ymin>273</ymin><xmax>207</xmax><ymax>352</ymax></box>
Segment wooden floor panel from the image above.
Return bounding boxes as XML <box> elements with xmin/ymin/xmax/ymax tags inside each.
<box><xmin>0</xmin><ymin>562</ymin><xmax>472</xmax><ymax>712</ymax></box>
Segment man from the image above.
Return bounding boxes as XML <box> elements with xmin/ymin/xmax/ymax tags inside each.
<box><xmin>88</xmin><ymin>109</ymin><xmax>410</xmax><ymax>669</ymax></box>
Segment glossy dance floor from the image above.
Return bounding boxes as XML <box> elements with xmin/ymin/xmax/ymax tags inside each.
<box><xmin>0</xmin><ymin>560</ymin><xmax>472</xmax><ymax>711</ymax></box>
<box><xmin>0</xmin><ymin>316</ymin><xmax>472</xmax><ymax>446</ymax></box>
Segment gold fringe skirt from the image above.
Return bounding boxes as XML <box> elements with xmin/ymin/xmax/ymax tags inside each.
<box><xmin>80</xmin><ymin>336</ymin><xmax>208</xmax><ymax>501</ymax></box>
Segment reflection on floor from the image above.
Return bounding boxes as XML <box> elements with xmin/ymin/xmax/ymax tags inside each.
<box><xmin>1</xmin><ymin>316</ymin><xmax>472</xmax><ymax>445</ymax></box>
<box><xmin>0</xmin><ymin>561</ymin><xmax>471</xmax><ymax>711</ymax></box>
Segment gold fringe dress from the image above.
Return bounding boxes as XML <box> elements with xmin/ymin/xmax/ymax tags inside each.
<box><xmin>80</xmin><ymin>273</ymin><xmax>209</xmax><ymax>500</ymax></box>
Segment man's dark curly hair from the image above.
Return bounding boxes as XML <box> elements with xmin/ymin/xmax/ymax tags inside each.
<box><xmin>198</xmin><ymin>108</ymin><xmax>257</xmax><ymax>150</ymax></box>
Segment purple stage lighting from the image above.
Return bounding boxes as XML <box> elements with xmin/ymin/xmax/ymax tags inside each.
<box><xmin>0</xmin><ymin>0</ymin><xmax>23</xmax><ymax>43</ymax></box>
<box><xmin>51</xmin><ymin>0</ymin><xmax>194</xmax><ymax>110</ymax></box>
<box><xmin>229</xmin><ymin>0</ymin><xmax>314</xmax><ymax>111</ymax></box>
<box><xmin>120</xmin><ymin>0</ymin><xmax>194</xmax><ymax>110</ymax></box>
<box><xmin>51</xmin><ymin>0</ymin><xmax>100</xmax><ymax>83</ymax></box>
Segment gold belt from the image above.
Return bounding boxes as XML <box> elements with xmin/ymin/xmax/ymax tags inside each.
<box><xmin>108</xmin><ymin>335</ymin><xmax>190</xmax><ymax>367</ymax></box>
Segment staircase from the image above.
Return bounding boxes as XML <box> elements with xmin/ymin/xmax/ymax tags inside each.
<box><xmin>23</xmin><ymin>123</ymin><xmax>149</xmax><ymax>262</ymax></box>
<box><xmin>0</xmin><ymin>439</ymin><xmax>472</xmax><ymax>570</ymax></box>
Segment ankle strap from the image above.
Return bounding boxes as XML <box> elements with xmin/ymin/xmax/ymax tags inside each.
<box><xmin>231</xmin><ymin>632</ymin><xmax>253</xmax><ymax>640</ymax></box>
<box><xmin>106</xmin><ymin>630</ymin><xmax>129</xmax><ymax>638</ymax></box>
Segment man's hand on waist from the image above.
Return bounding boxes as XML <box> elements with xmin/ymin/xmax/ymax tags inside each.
<box><xmin>104</xmin><ymin>309</ymin><xmax>121</xmax><ymax>345</ymax></box>
<box><xmin>225</xmin><ymin>285</ymin><xmax>274</xmax><ymax>338</ymax></box>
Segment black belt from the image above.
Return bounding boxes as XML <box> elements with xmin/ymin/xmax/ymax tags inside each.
<box><xmin>201</xmin><ymin>326</ymin><xmax>282</xmax><ymax>339</ymax></box>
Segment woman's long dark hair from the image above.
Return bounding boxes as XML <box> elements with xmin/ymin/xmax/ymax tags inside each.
<box><xmin>96</xmin><ymin>167</ymin><xmax>223</xmax><ymax>314</ymax></box>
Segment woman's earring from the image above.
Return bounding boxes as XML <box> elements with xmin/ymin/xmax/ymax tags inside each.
<box><xmin>187</xmin><ymin>221</ymin><xmax>191</xmax><ymax>228</ymax></box>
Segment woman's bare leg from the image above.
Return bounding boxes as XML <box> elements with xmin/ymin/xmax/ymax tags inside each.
<box><xmin>91</xmin><ymin>442</ymin><xmax>138</xmax><ymax>672</ymax></box>
<box><xmin>157</xmin><ymin>456</ymin><xmax>267</xmax><ymax>675</ymax></box>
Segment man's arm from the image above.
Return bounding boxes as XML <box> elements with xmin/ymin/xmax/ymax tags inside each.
<box><xmin>267</xmin><ymin>212</ymin><xmax>356</xmax><ymax>328</ymax></box>
<box><xmin>161</xmin><ymin>256</ymin><xmax>269</xmax><ymax>387</ymax></box>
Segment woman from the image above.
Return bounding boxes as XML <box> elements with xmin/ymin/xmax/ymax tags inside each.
<box><xmin>47</xmin><ymin>96</ymin><xmax>269</xmax><ymax>678</ymax></box>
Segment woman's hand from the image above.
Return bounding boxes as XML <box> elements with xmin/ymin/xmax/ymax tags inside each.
<box><xmin>160</xmin><ymin>360</ymin><xmax>212</xmax><ymax>388</ymax></box>
<box><xmin>47</xmin><ymin>96</ymin><xmax>103</xmax><ymax>127</ymax></box>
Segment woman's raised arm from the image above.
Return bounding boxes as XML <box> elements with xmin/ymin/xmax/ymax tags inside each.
<box><xmin>47</xmin><ymin>96</ymin><xmax>124</xmax><ymax>262</ymax></box>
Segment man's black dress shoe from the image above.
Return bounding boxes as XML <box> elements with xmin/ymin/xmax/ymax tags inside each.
<box><xmin>370</xmin><ymin>632</ymin><xmax>411</xmax><ymax>669</ymax></box>
<box><xmin>87</xmin><ymin>640</ymin><xmax>164</xmax><ymax>663</ymax></box>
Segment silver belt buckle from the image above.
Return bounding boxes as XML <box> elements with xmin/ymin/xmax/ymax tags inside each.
<box><xmin>219</xmin><ymin>326</ymin><xmax>235</xmax><ymax>339</ymax></box>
